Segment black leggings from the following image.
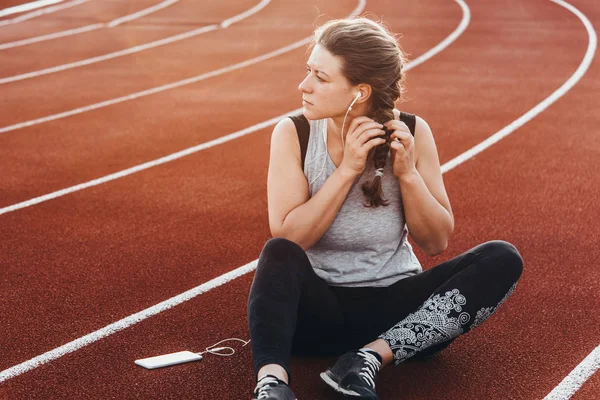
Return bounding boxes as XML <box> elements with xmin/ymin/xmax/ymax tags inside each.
<box><xmin>247</xmin><ymin>238</ymin><xmax>523</xmax><ymax>381</ymax></box>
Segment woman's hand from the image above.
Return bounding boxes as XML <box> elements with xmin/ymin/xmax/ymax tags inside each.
<box><xmin>385</xmin><ymin>119</ymin><xmax>417</xmax><ymax>179</ymax></box>
<box><xmin>339</xmin><ymin>116</ymin><xmax>387</xmax><ymax>178</ymax></box>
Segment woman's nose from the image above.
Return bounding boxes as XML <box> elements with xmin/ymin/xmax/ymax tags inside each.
<box><xmin>298</xmin><ymin>75</ymin><xmax>311</xmax><ymax>93</ymax></box>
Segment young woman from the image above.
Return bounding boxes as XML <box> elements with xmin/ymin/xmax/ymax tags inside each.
<box><xmin>248</xmin><ymin>17</ymin><xmax>523</xmax><ymax>400</ymax></box>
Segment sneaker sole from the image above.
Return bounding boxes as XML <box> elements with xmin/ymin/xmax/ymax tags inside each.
<box><xmin>319</xmin><ymin>372</ymin><xmax>363</xmax><ymax>397</ymax></box>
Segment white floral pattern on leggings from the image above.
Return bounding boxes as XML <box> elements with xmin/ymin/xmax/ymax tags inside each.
<box><xmin>379</xmin><ymin>288</ymin><xmax>471</xmax><ymax>365</ymax></box>
<box><xmin>470</xmin><ymin>281</ymin><xmax>518</xmax><ymax>330</ymax></box>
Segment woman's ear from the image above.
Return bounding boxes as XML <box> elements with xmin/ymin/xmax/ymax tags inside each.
<box><xmin>355</xmin><ymin>84</ymin><xmax>372</xmax><ymax>103</ymax></box>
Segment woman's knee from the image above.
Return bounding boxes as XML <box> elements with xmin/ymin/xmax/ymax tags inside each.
<box><xmin>254</xmin><ymin>237</ymin><xmax>310</xmax><ymax>282</ymax></box>
<box><xmin>478</xmin><ymin>240</ymin><xmax>524</xmax><ymax>280</ymax></box>
<box><xmin>248</xmin><ymin>238</ymin><xmax>306</xmax><ymax>311</ymax></box>
<box><xmin>262</xmin><ymin>237</ymin><xmax>305</xmax><ymax>256</ymax></box>
<box><xmin>258</xmin><ymin>238</ymin><xmax>306</xmax><ymax>266</ymax></box>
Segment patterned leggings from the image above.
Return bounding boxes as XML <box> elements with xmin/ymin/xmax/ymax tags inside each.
<box><xmin>247</xmin><ymin>238</ymin><xmax>523</xmax><ymax>380</ymax></box>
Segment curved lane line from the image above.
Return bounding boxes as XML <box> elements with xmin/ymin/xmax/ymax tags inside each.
<box><xmin>0</xmin><ymin>0</ymin><xmax>469</xmax><ymax>215</ymax></box>
<box><xmin>408</xmin><ymin>0</ymin><xmax>469</xmax><ymax>69</ymax></box>
<box><xmin>544</xmin><ymin>345</ymin><xmax>600</xmax><ymax>399</ymax></box>
<box><xmin>0</xmin><ymin>0</ymin><xmax>64</xmax><ymax>18</ymax></box>
<box><xmin>0</xmin><ymin>0</ymin><xmax>181</xmax><ymax>49</ymax></box>
<box><xmin>0</xmin><ymin>0</ymin><xmax>90</xmax><ymax>27</ymax></box>
<box><xmin>442</xmin><ymin>0</ymin><xmax>596</xmax><ymax>175</ymax></box>
<box><xmin>0</xmin><ymin>0</ymin><xmax>465</xmax><ymax>214</ymax></box>
<box><xmin>107</xmin><ymin>0</ymin><xmax>179</xmax><ymax>27</ymax></box>
<box><xmin>0</xmin><ymin>0</ymin><xmax>271</xmax><ymax>81</ymax></box>
<box><xmin>0</xmin><ymin>23</ymin><xmax>104</xmax><ymax>50</ymax></box>
<box><xmin>0</xmin><ymin>0</ymin><xmax>352</xmax><ymax>132</ymax></box>
<box><xmin>0</xmin><ymin>0</ymin><xmax>470</xmax><ymax>382</ymax></box>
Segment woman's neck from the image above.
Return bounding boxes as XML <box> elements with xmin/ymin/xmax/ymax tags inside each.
<box><xmin>327</xmin><ymin>111</ymin><xmax>364</xmax><ymax>146</ymax></box>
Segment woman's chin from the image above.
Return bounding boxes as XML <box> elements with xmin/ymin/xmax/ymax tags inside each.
<box><xmin>301</xmin><ymin>107</ymin><xmax>321</xmax><ymax>120</ymax></box>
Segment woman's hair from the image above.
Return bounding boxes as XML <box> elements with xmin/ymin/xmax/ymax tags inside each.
<box><xmin>309</xmin><ymin>17</ymin><xmax>408</xmax><ymax>208</ymax></box>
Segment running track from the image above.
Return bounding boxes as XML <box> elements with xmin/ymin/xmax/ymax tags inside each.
<box><xmin>0</xmin><ymin>0</ymin><xmax>598</xmax><ymax>398</ymax></box>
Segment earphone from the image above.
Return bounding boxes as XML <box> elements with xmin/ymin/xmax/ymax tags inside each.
<box><xmin>343</xmin><ymin>92</ymin><xmax>361</xmax><ymax>148</ymax></box>
<box><xmin>309</xmin><ymin>91</ymin><xmax>362</xmax><ymax>186</ymax></box>
<box><xmin>349</xmin><ymin>91</ymin><xmax>362</xmax><ymax>109</ymax></box>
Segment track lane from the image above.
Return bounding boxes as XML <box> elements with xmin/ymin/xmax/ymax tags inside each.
<box><xmin>0</xmin><ymin>0</ymin><xmax>344</xmax><ymax>126</ymax></box>
<box><xmin>0</xmin><ymin>0</ymin><xmax>169</xmax><ymax>43</ymax></box>
<box><xmin>0</xmin><ymin>0</ymin><xmax>260</xmax><ymax>74</ymax></box>
<box><xmin>405</xmin><ymin>3</ymin><xmax>590</xmax><ymax>166</ymax></box>
<box><xmin>0</xmin><ymin>0</ymin><xmax>272</xmax><ymax>83</ymax></box>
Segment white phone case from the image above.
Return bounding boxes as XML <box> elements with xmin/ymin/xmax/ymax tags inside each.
<box><xmin>135</xmin><ymin>351</ymin><xmax>203</xmax><ymax>369</ymax></box>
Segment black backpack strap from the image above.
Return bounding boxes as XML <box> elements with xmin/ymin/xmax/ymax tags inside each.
<box><xmin>289</xmin><ymin>114</ymin><xmax>310</xmax><ymax>170</ymax></box>
<box><xmin>399</xmin><ymin>111</ymin><xmax>416</xmax><ymax>137</ymax></box>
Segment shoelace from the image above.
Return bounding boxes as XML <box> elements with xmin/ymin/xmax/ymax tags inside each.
<box><xmin>255</xmin><ymin>376</ymin><xmax>279</xmax><ymax>399</ymax></box>
<box><xmin>358</xmin><ymin>350</ymin><xmax>382</xmax><ymax>388</ymax></box>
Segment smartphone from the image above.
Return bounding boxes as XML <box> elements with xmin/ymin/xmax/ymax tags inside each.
<box><xmin>135</xmin><ymin>351</ymin><xmax>203</xmax><ymax>369</ymax></box>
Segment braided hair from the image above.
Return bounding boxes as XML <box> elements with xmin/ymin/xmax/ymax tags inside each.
<box><xmin>310</xmin><ymin>17</ymin><xmax>408</xmax><ymax>207</ymax></box>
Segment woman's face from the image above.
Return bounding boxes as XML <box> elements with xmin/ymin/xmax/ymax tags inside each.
<box><xmin>298</xmin><ymin>44</ymin><xmax>355</xmax><ymax>120</ymax></box>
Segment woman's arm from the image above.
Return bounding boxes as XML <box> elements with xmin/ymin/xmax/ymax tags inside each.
<box><xmin>397</xmin><ymin>116</ymin><xmax>454</xmax><ymax>256</ymax></box>
<box><xmin>268</xmin><ymin>118</ymin><xmax>358</xmax><ymax>251</ymax></box>
<box><xmin>278</xmin><ymin>167</ymin><xmax>357</xmax><ymax>250</ymax></box>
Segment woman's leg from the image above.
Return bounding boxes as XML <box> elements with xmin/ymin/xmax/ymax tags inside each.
<box><xmin>247</xmin><ymin>237</ymin><xmax>345</xmax><ymax>384</ymax></box>
<box><xmin>375</xmin><ymin>240</ymin><xmax>524</xmax><ymax>365</ymax></box>
<box><xmin>320</xmin><ymin>241</ymin><xmax>523</xmax><ymax>398</ymax></box>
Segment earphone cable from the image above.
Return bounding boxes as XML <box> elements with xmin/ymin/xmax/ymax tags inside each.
<box><xmin>196</xmin><ymin>337</ymin><xmax>251</xmax><ymax>357</ymax></box>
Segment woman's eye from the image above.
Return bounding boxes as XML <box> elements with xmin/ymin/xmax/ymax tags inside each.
<box><xmin>306</xmin><ymin>68</ymin><xmax>324</xmax><ymax>82</ymax></box>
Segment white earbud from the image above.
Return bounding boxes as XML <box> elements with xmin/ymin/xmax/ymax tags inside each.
<box><xmin>348</xmin><ymin>92</ymin><xmax>361</xmax><ymax>111</ymax></box>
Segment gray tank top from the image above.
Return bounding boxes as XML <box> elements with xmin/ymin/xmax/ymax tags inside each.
<box><xmin>303</xmin><ymin>118</ymin><xmax>422</xmax><ymax>287</ymax></box>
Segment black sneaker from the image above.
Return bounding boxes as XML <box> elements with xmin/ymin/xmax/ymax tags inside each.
<box><xmin>251</xmin><ymin>375</ymin><xmax>297</xmax><ymax>400</ymax></box>
<box><xmin>320</xmin><ymin>349</ymin><xmax>382</xmax><ymax>399</ymax></box>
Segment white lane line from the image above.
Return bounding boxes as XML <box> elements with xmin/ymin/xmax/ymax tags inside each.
<box><xmin>408</xmin><ymin>0</ymin><xmax>469</xmax><ymax>69</ymax></box>
<box><xmin>0</xmin><ymin>0</ymin><xmax>64</xmax><ymax>18</ymax></box>
<box><xmin>0</xmin><ymin>111</ymin><xmax>298</xmax><ymax>216</ymax></box>
<box><xmin>221</xmin><ymin>0</ymin><xmax>270</xmax><ymax>28</ymax></box>
<box><xmin>0</xmin><ymin>0</ymin><xmax>271</xmax><ymax>80</ymax></box>
<box><xmin>0</xmin><ymin>23</ymin><xmax>104</xmax><ymax>49</ymax></box>
<box><xmin>0</xmin><ymin>260</ymin><xmax>260</xmax><ymax>383</ymax></box>
<box><xmin>0</xmin><ymin>0</ymin><xmax>347</xmax><ymax>133</ymax></box>
<box><xmin>0</xmin><ymin>0</ymin><xmax>468</xmax><ymax>215</ymax></box>
<box><xmin>544</xmin><ymin>345</ymin><xmax>600</xmax><ymax>399</ymax></box>
<box><xmin>0</xmin><ymin>0</ymin><xmax>467</xmax><ymax>382</ymax></box>
<box><xmin>0</xmin><ymin>0</ymin><xmax>181</xmax><ymax>49</ymax></box>
<box><xmin>107</xmin><ymin>0</ymin><xmax>178</xmax><ymax>27</ymax></box>
<box><xmin>0</xmin><ymin>0</ymin><xmax>89</xmax><ymax>27</ymax></box>
<box><xmin>441</xmin><ymin>0</ymin><xmax>596</xmax><ymax>174</ymax></box>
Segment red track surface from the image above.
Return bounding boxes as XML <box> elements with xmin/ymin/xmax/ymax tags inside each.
<box><xmin>0</xmin><ymin>0</ymin><xmax>599</xmax><ymax>399</ymax></box>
